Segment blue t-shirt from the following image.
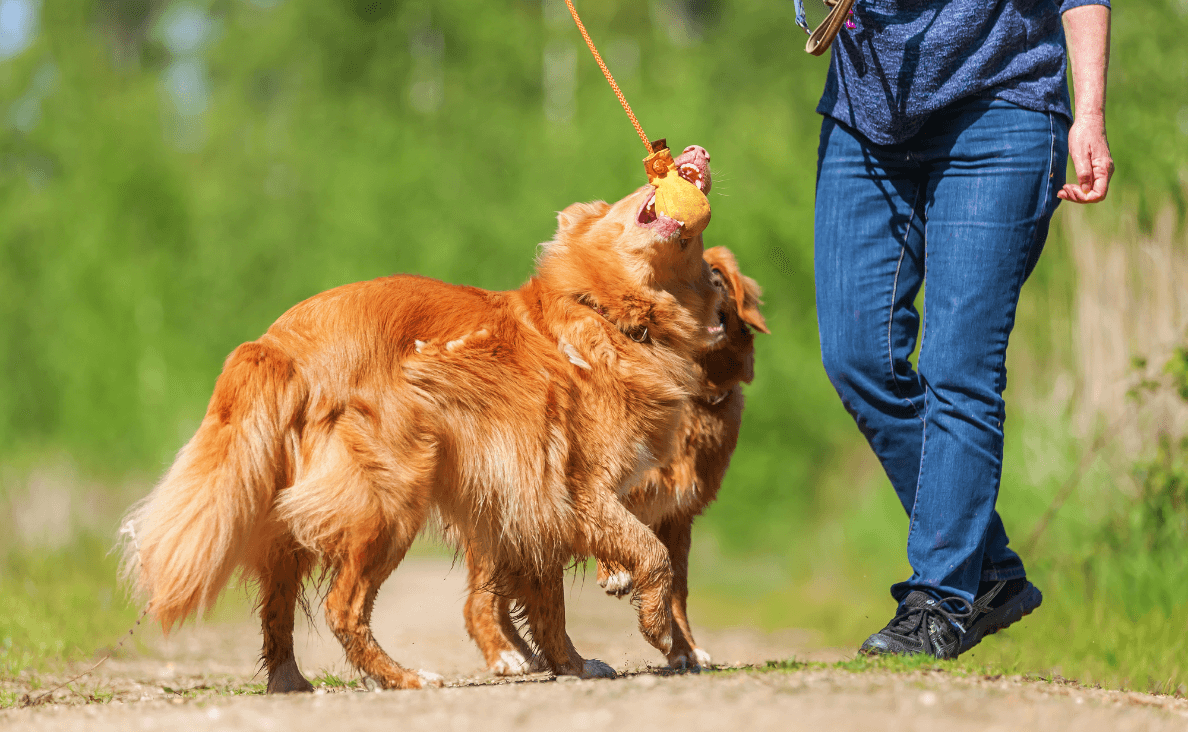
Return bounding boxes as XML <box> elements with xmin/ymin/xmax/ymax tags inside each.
<box><xmin>816</xmin><ymin>0</ymin><xmax>1111</xmax><ymax>145</ymax></box>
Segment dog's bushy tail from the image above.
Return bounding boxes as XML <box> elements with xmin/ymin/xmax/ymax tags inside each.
<box><xmin>119</xmin><ymin>340</ymin><xmax>306</xmax><ymax>631</ymax></box>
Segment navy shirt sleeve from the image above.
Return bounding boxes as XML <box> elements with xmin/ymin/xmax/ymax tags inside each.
<box><xmin>1061</xmin><ymin>0</ymin><xmax>1110</xmax><ymax>11</ymax></box>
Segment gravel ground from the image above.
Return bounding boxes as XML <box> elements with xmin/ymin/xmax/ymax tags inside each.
<box><xmin>4</xmin><ymin>558</ymin><xmax>1186</xmax><ymax>731</ymax></box>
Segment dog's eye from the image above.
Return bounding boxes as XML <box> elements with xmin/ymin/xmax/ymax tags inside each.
<box><xmin>709</xmin><ymin>268</ymin><xmax>726</xmax><ymax>292</ymax></box>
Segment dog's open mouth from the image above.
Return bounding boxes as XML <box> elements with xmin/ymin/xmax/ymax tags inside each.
<box><xmin>637</xmin><ymin>147</ymin><xmax>712</xmax><ymax>228</ymax></box>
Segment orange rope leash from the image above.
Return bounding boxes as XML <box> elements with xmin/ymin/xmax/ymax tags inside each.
<box><xmin>564</xmin><ymin>0</ymin><xmax>653</xmax><ymax>155</ymax></box>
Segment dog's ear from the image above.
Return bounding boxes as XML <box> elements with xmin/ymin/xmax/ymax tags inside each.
<box><xmin>704</xmin><ymin>247</ymin><xmax>770</xmax><ymax>334</ymax></box>
<box><xmin>737</xmin><ymin>275</ymin><xmax>770</xmax><ymax>334</ymax></box>
<box><xmin>556</xmin><ymin>201</ymin><xmax>611</xmax><ymax>238</ymax></box>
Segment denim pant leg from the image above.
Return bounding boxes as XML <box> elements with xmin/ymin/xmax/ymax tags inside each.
<box><xmin>893</xmin><ymin>99</ymin><xmax>1067</xmax><ymax>602</ymax></box>
<box><xmin>814</xmin><ymin>100</ymin><xmax>1067</xmax><ymax>604</ymax></box>
<box><xmin>815</xmin><ymin>118</ymin><xmax>929</xmax><ymax>515</ymax></box>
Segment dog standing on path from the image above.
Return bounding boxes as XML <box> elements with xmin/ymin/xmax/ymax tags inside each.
<box><xmin>464</xmin><ymin>245</ymin><xmax>768</xmax><ymax>674</ymax></box>
<box><xmin>121</xmin><ymin>147</ymin><xmax>722</xmax><ymax>691</ymax></box>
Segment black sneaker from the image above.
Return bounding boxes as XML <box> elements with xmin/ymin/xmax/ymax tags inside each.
<box><xmin>958</xmin><ymin>578</ymin><xmax>1043</xmax><ymax>655</ymax></box>
<box><xmin>859</xmin><ymin>591</ymin><xmax>972</xmax><ymax>659</ymax></box>
<box><xmin>859</xmin><ymin>580</ymin><xmax>1043</xmax><ymax>660</ymax></box>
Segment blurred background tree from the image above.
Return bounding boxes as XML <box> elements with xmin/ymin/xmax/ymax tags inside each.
<box><xmin>0</xmin><ymin>0</ymin><xmax>1185</xmax><ymax>692</ymax></box>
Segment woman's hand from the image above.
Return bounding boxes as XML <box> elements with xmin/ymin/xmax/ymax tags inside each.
<box><xmin>1058</xmin><ymin>112</ymin><xmax>1113</xmax><ymax>203</ymax></box>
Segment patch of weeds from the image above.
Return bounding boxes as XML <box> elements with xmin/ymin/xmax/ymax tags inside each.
<box><xmin>226</xmin><ymin>682</ymin><xmax>266</xmax><ymax>696</ymax></box>
<box><xmin>702</xmin><ymin>659</ymin><xmax>821</xmax><ymax>677</ymax></box>
<box><xmin>834</xmin><ymin>654</ymin><xmax>959</xmax><ymax>676</ymax></box>
<box><xmin>162</xmin><ymin>681</ymin><xmax>264</xmax><ymax>700</ymax></box>
<box><xmin>161</xmin><ymin>685</ymin><xmax>194</xmax><ymax>698</ymax></box>
<box><xmin>0</xmin><ymin>689</ymin><xmax>21</xmax><ymax>708</ymax></box>
<box><xmin>67</xmin><ymin>684</ymin><xmax>115</xmax><ymax>704</ymax></box>
<box><xmin>312</xmin><ymin>671</ymin><xmax>361</xmax><ymax>691</ymax></box>
<box><xmin>759</xmin><ymin>659</ymin><xmax>813</xmax><ymax>673</ymax></box>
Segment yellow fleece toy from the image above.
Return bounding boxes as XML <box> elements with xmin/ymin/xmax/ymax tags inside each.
<box><xmin>643</xmin><ymin>141</ymin><xmax>712</xmax><ymax>240</ymax></box>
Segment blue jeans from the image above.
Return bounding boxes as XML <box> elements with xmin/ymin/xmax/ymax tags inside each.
<box><xmin>814</xmin><ymin>98</ymin><xmax>1068</xmax><ymax>604</ymax></box>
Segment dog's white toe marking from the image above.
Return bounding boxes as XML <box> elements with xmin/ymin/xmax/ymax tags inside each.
<box><xmin>581</xmin><ymin>659</ymin><xmax>617</xmax><ymax>679</ymax></box>
<box><xmin>693</xmin><ymin>647</ymin><xmax>713</xmax><ymax>667</ymax></box>
<box><xmin>416</xmin><ymin>670</ymin><xmax>445</xmax><ymax>687</ymax></box>
<box><xmin>603</xmin><ymin>571</ymin><xmax>633</xmax><ymax>597</ymax></box>
<box><xmin>492</xmin><ymin>650</ymin><xmax>532</xmax><ymax>676</ymax></box>
<box><xmin>414</xmin><ymin>340</ymin><xmax>426</xmax><ymax>353</ymax></box>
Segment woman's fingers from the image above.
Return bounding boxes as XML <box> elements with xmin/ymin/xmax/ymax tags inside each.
<box><xmin>1059</xmin><ymin>120</ymin><xmax>1113</xmax><ymax>204</ymax></box>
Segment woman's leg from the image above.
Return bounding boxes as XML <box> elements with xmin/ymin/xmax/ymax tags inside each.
<box><xmin>891</xmin><ymin>99</ymin><xmax>1068</xmax><ymax>603</ymax></box>
<box><xmin>814</xmin><ymin>117</ymin><xmax>929</xmax><ymax>517</ymax></box>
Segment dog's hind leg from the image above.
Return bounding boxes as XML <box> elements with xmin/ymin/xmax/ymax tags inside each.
<box><xmin>463</xmin><ymin>549</ymin><xmax>540</xmax><ymax>676</ymax></box>
<box><xmin>289</xmin><ymin>413</ymin><xmax>442</xmax><ymax>690</ymax></box>
<box><xmin>323</xmin><ymin>520</ymin><xmax>442</xmax><ymax>690</ymax></box>
<box><xmin>260</xmin><ymin>541</ymin><xmax>315</xmax><ymax>693</ymax></box>
<box><xmin>509</xmin><ymin>564</ymin><xmax>615</xmax><ymax>679</ymax></box>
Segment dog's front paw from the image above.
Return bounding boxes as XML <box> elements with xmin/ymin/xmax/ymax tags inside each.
<box><xmin>692</xmin><ymin>647</ymin><xmax>713</xmax><ymax>667</ymax></box>
<box><xmin>580</xmin><ymin>659</ymin><xmax>617</xmax><ymax>679</ymax></box>
<box><xmin>601</xmin><ymin>571</ymin><xmax>633</xmax><ymax>598</ymax></box>
<box><xmin>416</xmin><ymin>670</ymin><xmax>445</xmax><ymax>688</ymax></box>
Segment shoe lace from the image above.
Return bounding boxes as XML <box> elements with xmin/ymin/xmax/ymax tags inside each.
<box><xmin>888</xmin><ymin>596</ymin><xmax>976</xmax><ymax>638</ymax></box>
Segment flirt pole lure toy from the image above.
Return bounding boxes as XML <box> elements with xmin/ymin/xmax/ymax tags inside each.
<box><xmin>563</xmin><ymin>0</ymin><xmax>711</xmax><ymax>240</ymax></box>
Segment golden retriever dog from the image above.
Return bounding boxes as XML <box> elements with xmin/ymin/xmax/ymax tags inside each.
<box><xmin>463</xmin><ymin>245</ymin><xmax>768</xmax><ymax>675</ymax></box>
<box><xmin>120</xmin><ymin>146</ymin><xmax>722</xmax><ymax>692</ymax></box>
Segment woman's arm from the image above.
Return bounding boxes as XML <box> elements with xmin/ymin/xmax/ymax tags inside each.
<box><xmin>1058</xmin><ymin>4</ymin><xmax>1113</xmax><ymax>204</ymax></box>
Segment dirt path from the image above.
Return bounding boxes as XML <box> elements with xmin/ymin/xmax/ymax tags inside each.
<box><xmin>4</xmin><ymin>558</ymin><xmax>1186</xmax><ymax>731</ymax></box>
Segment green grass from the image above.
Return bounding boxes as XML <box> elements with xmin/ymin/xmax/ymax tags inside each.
<box><xmin>160</xmin><ymin>681</ymin><xmax>266</xmax><ymax>699</ymax></box>
<box><xmin>0</xmin><ymin>536</ymin><xmax>139</xmax><ymax>678</ymax></box>
<box><xmin>311</xmin><ymin>671</ymin><xmax>363</xmax><ymax>691</ymax></box>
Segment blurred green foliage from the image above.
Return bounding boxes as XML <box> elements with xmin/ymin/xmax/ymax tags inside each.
<box><xmin>1</xmin><ymin>0</ymin><xmax>1186</xmax><ymax>692</ymax></box>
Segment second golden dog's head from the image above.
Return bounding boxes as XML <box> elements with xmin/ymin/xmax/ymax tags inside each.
<box><xmin>536</xmin><ymin>145</ymin><xmax>722</xmax><ymax>353</ymax></box>
<box><xmin>702</xmin><ymin>246</ymin><xmax>770</xmax><ymax>391</ymax></box>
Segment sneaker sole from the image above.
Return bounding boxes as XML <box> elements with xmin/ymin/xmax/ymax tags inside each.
<box><xmin>959</xmin><ymin>582</ymin><xmax>1043</xmax><ymax>655</ymax></box>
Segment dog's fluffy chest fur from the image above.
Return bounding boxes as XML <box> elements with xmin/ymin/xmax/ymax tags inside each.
<box><xmin>619</xmin><ymin>386</ymin><xmax>744</xmax><ymax>528</ymax></box>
